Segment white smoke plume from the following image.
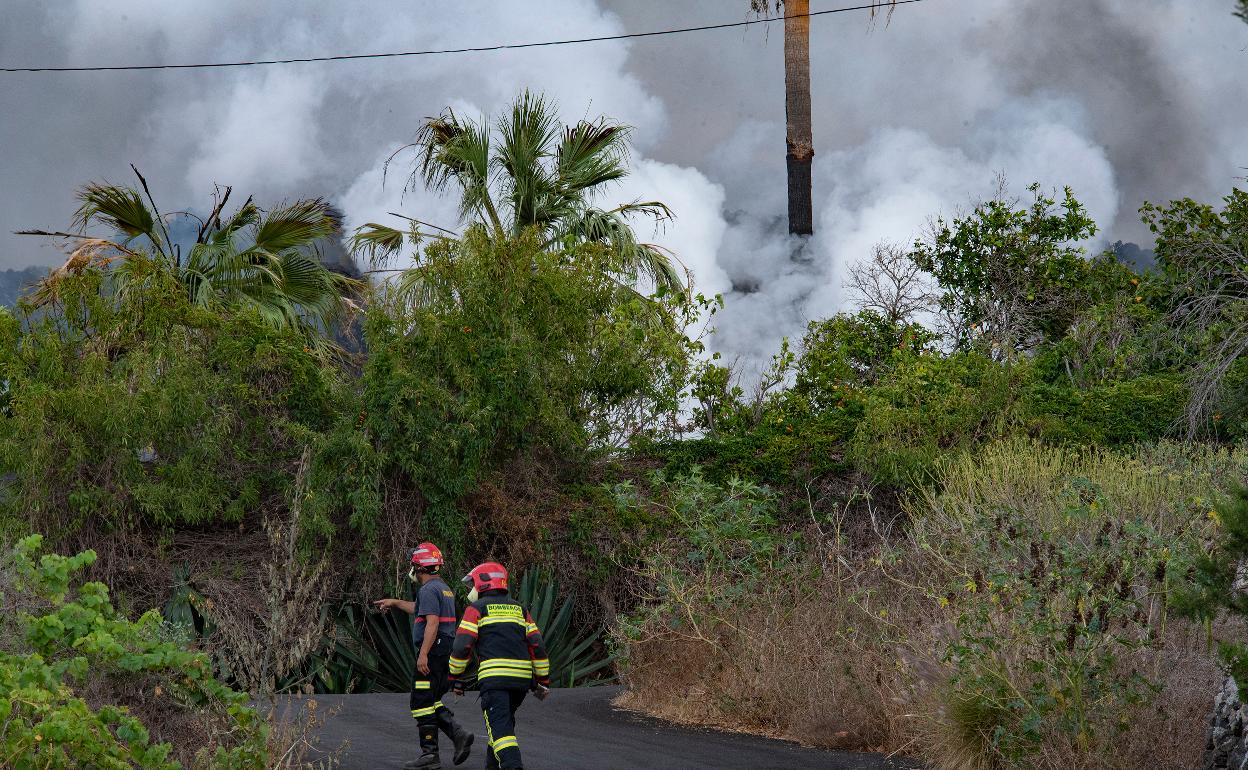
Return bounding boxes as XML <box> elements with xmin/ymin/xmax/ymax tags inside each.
<box><xmin>1</xmin><ymin>0</ymin><xmax>1245</xmax><ymax>376</ymax></box>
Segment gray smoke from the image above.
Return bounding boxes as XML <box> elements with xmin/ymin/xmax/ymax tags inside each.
<box><xmin>0</xmin><ymin>0</ymin><xmax>1244</xmax><ymax>373</ymax></box>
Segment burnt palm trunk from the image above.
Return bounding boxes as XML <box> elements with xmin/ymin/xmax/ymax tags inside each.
<box><xmin>784</xmin><ymin>0</ymin><xmax>814</xmax><ymax>236</ymax></box>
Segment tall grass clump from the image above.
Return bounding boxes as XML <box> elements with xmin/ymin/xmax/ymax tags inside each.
<box><xmin>616</xmin><ymin>440</ymin><xmax>1242</xmax><ymax>769</ymax></box>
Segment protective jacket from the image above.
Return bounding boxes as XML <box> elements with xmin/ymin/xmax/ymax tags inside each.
<box><xmin>447</xmin><ymin>589</ymin><xmax>550</xmax><ymax>690</ymax></box>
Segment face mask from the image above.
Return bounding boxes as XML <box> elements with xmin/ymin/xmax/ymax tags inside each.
<box><xmin>467</xmin><ymin>587</ymin><xmax>479</xmax><ymax>602</ymax></box>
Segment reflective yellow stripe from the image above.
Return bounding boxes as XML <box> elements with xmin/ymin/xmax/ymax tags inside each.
<box><xmin>533</xmin><ymin>661</ymin><xmax>550</xmax><ymax>676</ymax></box>
<box><xmin>449</xmin><ymin>657</ymin><xmax>469</xmax><ymax>674</ymax></box>
<box><xmin>492</xmin><ymin>735</ymin><xmax>519</xmax><ymax>753</ymax></box>
<box><xmin>525</xmin><ymin>623</ymin><xmax>539</xmax><ymax>634</ymax></box>
<box><xmin>412</xmin><ymin>681</ymin><xmax>431</xmax><ymax>689</ymax></box>
<box><xmin>478</xmin><ymin>658</ymin><xmax>532</xmax><ymax>668</ymax></box>
<box><xmin>479</xmin><ymin>670</ymin><xmax>533</xmax><ymax>680</ymax></box>
<box><xmin>411</xmin><ymin>705</ymin><xmax>439</xmax><ymax>718</ymax></box>
<box><xmin>478</xmin><ymin>616</ymin><xmax>527</xmax><ymax>627</ymax></box>
<box><xmin>459</xmin><ymin>621</ymin><xmax>478</xmax><ymax>633</ymax></box>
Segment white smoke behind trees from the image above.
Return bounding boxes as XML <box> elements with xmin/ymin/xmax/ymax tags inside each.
<box><xmin>1</xmin><ymin>0</ymin><xmax>1245</xmax><ymax>375</ymax></box>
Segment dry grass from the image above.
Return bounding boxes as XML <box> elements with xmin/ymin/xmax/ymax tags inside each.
<box><xmin>617</xmin><ymin>518</ymin><xmax>939</xmax><ymax>754</ymax></box>
<box><xmin>619</xmin><ymin>440</ymin><xmax>1246</xmax><ymax>769</ymax></box>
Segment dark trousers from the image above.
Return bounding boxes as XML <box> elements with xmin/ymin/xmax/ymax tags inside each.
<box><xmin>481</xmin><ymin>687</ymin><xmax>527</xmax><ymax>770</ymax></box>
<box><xmin>409</xmin><ymin>638</ymin><xmax>456</xmax><ymax>753</ymax></box>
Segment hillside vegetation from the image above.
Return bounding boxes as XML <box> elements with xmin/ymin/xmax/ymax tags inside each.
<box><xmin>3</xmin><ymin>95</ymin><xmax>1248</xmax><ymax>767</ymax></box>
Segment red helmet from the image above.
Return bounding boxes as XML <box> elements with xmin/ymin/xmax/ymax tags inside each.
<box><xmin>409</xmin><ymin>542</ymin><xmax>444</xmax><ymax>569</ymax></box>
<box><xmin>462</xmin><ymin>562</ymin><xmax>508</xmax><ymax>593</ymax></box>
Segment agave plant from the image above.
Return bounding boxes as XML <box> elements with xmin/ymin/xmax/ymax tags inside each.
<box><xmin>513</xmin><ymin>567</ymin><xmax>616</xmax><ymax>688</ymax></box>
<box><xmin>319</xmin><ymin>602</ymin><xmax>416</xmax><ymax>694</ymax></box>
<box><xmin>305</xmin><ymin>569</ymin><xmax>615</xmax><ymax>694</ymax></box>
<box><xmin>20</xmin><ymin>166</ymin><xmax>360</xmax><ymax>336</ymax></box>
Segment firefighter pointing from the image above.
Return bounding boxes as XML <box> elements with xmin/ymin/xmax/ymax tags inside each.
<box><xmin>449</xmin><ymin>562</ymin><xmax>551</xmax><ymax>770</ymax></box>
<box><xmin>374</xmin><ymin>543</ymin><xmax>474</xmax><ymax>769</ymax></box>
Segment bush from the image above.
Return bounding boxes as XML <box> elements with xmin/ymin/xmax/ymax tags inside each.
<box><xmin>618</xmin><ymin>440</ymin><xmax>1236</xmax><ymax>769</ymax></box>
<box><xmin>0</xmin><ymin>534</ymin><xmax>270</xmax><ymax>768</ymax></box>
<box><xmin>850</xmin><ymin>351</ymin><xmax>1024</xmax><ymax>486</ymax></box>
<box><xmin>360</xmin><ymin>231</ymin><xmax>694</xmax><ymax>547</ymax></box>
<box><xmin>0</xmin><ymin>262</ymin><xmax>353</xmax><ymax>542</ymax></box>
<box><xmin>1021</xmin><ymin>374</ymin><xmax>1188</xmax><ymax>445</ymax></box>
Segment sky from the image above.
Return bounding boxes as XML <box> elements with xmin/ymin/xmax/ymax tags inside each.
<box><xmin>1</xmin><ymin>0</ymin><xmax>1245</xmax><ymax>372</ymax></box>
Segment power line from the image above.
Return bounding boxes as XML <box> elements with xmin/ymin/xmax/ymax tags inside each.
<box><xmin>1</xmin><ymin>0</ymin><xmax>928</xmax><ymax>74</ymax></box>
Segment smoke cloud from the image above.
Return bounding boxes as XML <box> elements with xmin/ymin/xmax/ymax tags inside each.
<box><xmin>1</xmin><ymin>0</ymin><xmax>1244</xmax><ymax>374</ymax></box>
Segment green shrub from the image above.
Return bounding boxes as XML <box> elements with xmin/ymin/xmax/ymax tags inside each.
<box><xmin>361</xmin><ymin>231</ymin><xmax>694</xmax><ymax>547</ymax></box>
<box><xmin>933</xmin><ymin>487</ymin><xmax>1164</xmax><ymax>762</ymax></box>
<box><xmin>1022</xmin><ymin>374</ymin><xmax>1188</xmax><ymax>445</ymax></box>
<box><xmin>0</xmin><ymin>534</ymin><xmax>269</xmax><ymax>768</ymax></box>
<box><xmin>1172</xmin><ymin>486</ymin><xmax>1248</xmax><ymax>688</ymax></box>
<box><xmin>850</xmin><ymin>351</ymin><xmax>1024</xmax><ymax>486</ymax></box>
<box><xmin>612</xmin><ymin>470</ymin><xmax>786</xmax><ymax>648</ymax></box>
<box><xmin>0</xmin><ymin>262</ymin><xmax>354</xmax><ymax>541</ymax></box>
<box><xmin>910</xmin><ymin>440</ymin><xmax>1232</xmax><ymax>768</ymax></box>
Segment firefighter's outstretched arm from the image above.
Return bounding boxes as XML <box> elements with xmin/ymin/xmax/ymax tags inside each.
<box><xmin>447</xmin><ymin>604</ymin><xmax>481</xmax><ymax>694</ymax></box>
<box><xmin>524</xmin><ymin>610</ymin><xmax>551</xmax><ymax>689</ymax></box>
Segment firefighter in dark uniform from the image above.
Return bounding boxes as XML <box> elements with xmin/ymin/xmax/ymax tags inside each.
<box><xmin>447</xmin><ymin>562</ymin><xmax>550</xmax><ymax>770</ymax></box>
<box><xmin>374</xmin><ymin>543</ymin><xmax>474</xmax><ymax>769</ymax></box>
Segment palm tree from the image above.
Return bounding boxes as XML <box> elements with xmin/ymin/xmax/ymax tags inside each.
<box><xmin>751</xmin><ymin>1</ymin><xmax>896</xmax><ymax>238</ymax></box>
<box><xmin>21</xmin><ymin>168</ymin><xmax>359</xmax><ymax>333</ymax></box>
<box><xmin>353</xmin><ymin>91</ymin><xmax>686</xmax><ymax>297</ymax></box>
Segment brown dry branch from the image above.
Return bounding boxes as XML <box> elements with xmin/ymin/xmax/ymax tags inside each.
<box><xmin>846</xmin><ymin>242</ymin><xmax>936</xmax><ymax>326</ymax></box>
<box><xmin>200</xmin><ymin>447</ymin><xmax>333</xmax><ymax>695</ymax></box>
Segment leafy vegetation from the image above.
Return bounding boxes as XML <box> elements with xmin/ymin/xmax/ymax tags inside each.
<box><xmin>0</xmin><ymin>535</ymin><xmax>272</xmax><ymax>769</ymax></box>
<box><xmin>19</xmin><ymin>171</ymin><xmax>358</xmax><ymax>337</ymax></box>
<box><xmin>354</xmin><ymin>90</ymin><xmax>686</xmax><ymax>296</ymax></box>
<box><xmin>5</xmin><ymin>85</ymin><xmax>1248</xmax><ymax>767</ymax></box>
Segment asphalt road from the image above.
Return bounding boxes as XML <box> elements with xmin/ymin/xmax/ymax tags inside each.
<box><xmin>290</xmin><ymin>686</ymin><xmax>920</xmax><ymax>770</ymax></box>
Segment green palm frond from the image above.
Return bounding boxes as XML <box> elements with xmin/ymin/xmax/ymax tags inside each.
<box><xmin>497</xmin><ymin>91</ymin><xmax>562</xmax><ymax>231</ymax></box>
<box><xmin>351</xmin><ymin>223</ymin><xmax>409</xmax><ymax>266</ymax></box>
<box><xmin>72</xmin><ymin>183</ymin><xmax>162</xmax><ymax>251</ymax></box>
<box><xmin>556</xmin><ymin>121</ymin><xmax>630</xmax><ymax>195</ymax></box>
<box><xmin>252</xmin><ymin>198</ymin><xmax>340</xmax><ymax>254</ymax></box>
<box><xmin>209</xmin><ymin>200</ymin><xmax>260</xmax><ymax>245</ymax></box>
<box><xmin>552</xmin><ymin>202</ymin><xmax>683</xmax><ymax>293</ymax></box>
<box><xmin>387</xmin><ymin>263</ymin><xmax>440</xmax><ymax>308</ymax></box>
<box><xmin>410</xmin><ymin>110</ymin><xmax>504</xmax><ymax>236</ymax></box>
<box><xmin>28</xmin><ymin>178</ymin><xmax>358</xmax><ymax>339</ymax></box>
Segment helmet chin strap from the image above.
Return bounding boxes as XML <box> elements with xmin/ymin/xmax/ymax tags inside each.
<box><xmin>408</xmin><ymin>566</ymin><xmax>419</xmax><ymax>582</ymax></box>
<box><xmin>467</xmin><ymin>588</ymin><xmax>479</xmax><ymax>602</ymax></box>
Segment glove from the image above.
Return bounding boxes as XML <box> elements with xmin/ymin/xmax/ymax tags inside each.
<box><xmin>449</xmin><ymin>679</ymin><xmax>464</xmax><ymax>696</ymax></box>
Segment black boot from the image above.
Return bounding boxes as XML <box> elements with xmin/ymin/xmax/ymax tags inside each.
<box><xmin>403</xmin><ymin>723</ymin><xmax>441</xmax><ymax>769</ymax></box>
<box><xmin>402</xmin><ymin>754</ymin><xmax>441</xmax><ymax>770</ymax></box>
<box><xmin>436</xmin><ymin>709</ymin><xmax>474</xmax><ymax>765</ymax></box>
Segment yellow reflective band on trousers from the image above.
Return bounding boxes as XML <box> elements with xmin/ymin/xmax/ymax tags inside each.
<box><xmin>411</xmin><ymin>704</ymin><xmax>439</xmax><ymax>719</ymax></box>
<box><xmin>412</xmin><ymin>680</ymin><xmax>431</xmax><ymax>689</ymax></box>
<box><xmin>483</xmin><ymin>710</ymin><xmax>520</xmax><ymax>758</ymax></box>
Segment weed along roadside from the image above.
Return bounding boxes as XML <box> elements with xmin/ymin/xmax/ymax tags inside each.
<box><xmin>1</xmin><ymin>24</ymin><xmax>1248</xmax><ymax>764</ymax></box>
